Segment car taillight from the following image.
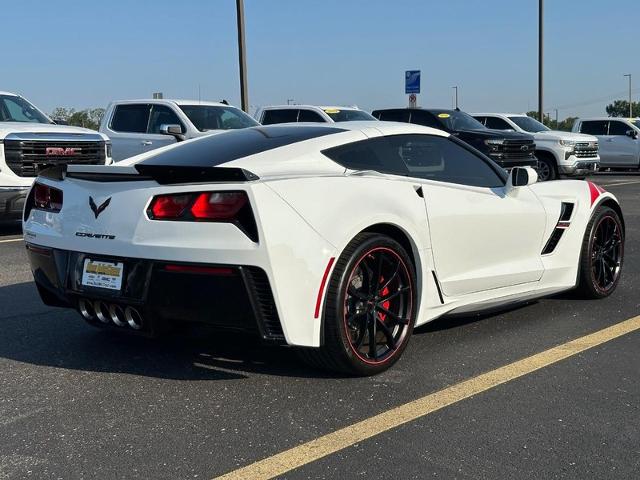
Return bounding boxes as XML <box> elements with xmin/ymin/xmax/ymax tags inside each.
<box><xmin>190</xmin><ymin>192</ymin><xmax>247</xmax><ymax>220</ymax></box>
<box><xmin>149</xmin><ymin>194</ymin><xmax>192</xmax><ymax>219</ymax></box>
<box><xmin>147</xmin><ymin>191</ymin><xmax>258</xmax><ymax>241</ymax></box>
<box><xmin>33</xmin><ymin>183</ymin><xmax>63</xmax><ymax>212</ymax></box>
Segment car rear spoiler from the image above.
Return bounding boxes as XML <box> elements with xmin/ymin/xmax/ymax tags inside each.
<box><xmin>39</xmin><ymin>164</ymin><xmax>259</xmax><ymax>184</ymax></box>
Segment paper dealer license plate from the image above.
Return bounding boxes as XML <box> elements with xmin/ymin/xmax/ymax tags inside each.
<box><xmin>81</xmin><ymin>259</ymin><xmax>124</xmax><ymax>291</ymax></box>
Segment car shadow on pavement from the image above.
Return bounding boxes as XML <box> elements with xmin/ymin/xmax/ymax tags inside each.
<box><xmin>415</xmin><ymin>301</ymin><xmax>536</xmax><ymax>334</ymax></box>
<box><xmin>0</xmin><ymin>281</ymin><xmax>344</xmax><ymax>381</ymax></box>
<box><xmin>0</xmin><ymin>221</ymin><xmax>21</xmax><ymax>237</ymax></box>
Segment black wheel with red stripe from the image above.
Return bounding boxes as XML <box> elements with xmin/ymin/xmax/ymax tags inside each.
<box><xmin>576</xmin><ymin>205</ymin><xmax>624</xmax><ymax>299</ymax></box>
<box><xmin>299</xmin><ymin>232</ymin><xmax>417</xmax><ymax>376</ymax></box>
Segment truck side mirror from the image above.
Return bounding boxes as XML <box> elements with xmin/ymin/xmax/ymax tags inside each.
<box><xmin>159</xmin><ymin>124</ymin><xmax>185</xmax><ymax>142</ymax></box>
<box><xmin>160</xmin><ymin>124</ymin><xmax>183</xmax><ymax>136</ymax></box>
<box><xmin>625</xmin><ymin>129</ymin><xmax>638</xmax><ymax>139</ymax></box>
<box><xmin>508</xmin><ymin>166</ymin><xmax>538</xmax><ymax>188</ymax></box>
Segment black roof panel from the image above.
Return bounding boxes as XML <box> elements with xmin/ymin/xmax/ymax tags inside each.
<box><xmin>138</xmin><ymin>125</ymin><xmax>346</xmax><ymax>167</ymax></box>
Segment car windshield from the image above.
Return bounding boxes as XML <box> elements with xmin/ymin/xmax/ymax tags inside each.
<box><xmin>324</xmin><ymin>109</ymin><xmax>377</xmax><ymax>122</ymax></box>
<box><xmin>0</xmin><ymin>94</ymin><xmax>52</xmax><ymax>124</ymax></box>
<box><xmin>178</xmin><ymin>105</ymin><xmax>259</xmax><ymax>132</ymax></box>
<box><xmin>508</xmin><ymin>116</ymin><xmax>550</xmax><ymax>132</ymax></box>
<box><xmin>433</xmin><ymin>110</ymin><xmax>485</xmax><ymax>131</ymax></box>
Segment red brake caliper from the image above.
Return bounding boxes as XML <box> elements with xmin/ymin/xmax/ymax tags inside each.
<box><xmin>378</xmin><ymin>277</ymin><xmax>390</xmax><ymax>322</ymax></box>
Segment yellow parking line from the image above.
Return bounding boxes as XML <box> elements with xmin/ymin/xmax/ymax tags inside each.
<box><xmin>0</xmin><ymin>238</ymin><xmax>23</xmax><ymax>244</ymax></box>
<box><xmin>214</xmin><ymin>315</ymin><xmax>640</xmax><ymax>480</ymax></box>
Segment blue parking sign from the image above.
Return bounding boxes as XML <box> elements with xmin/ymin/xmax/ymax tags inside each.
<box><xmin>405</xmin><ymin>70</ymin><xmax>420</xmax><ymax>94</ymax></box>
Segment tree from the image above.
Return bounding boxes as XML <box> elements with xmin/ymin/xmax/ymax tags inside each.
<box><xmin>49</xmin><ymin>107</ymin><xmax>105</xmax><ymax>130</ymax></box>
<box><xmin>526</xmin><ymin>111</ymin><xmax>576</xmax><ymax>131</ymax></box>
<box><xmin>605</xmin><ymin>100</ymin><xmax>640</xmax><ymax>118</ymax></box>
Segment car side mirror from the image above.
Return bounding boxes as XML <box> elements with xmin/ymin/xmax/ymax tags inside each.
<box><xmin>625</xmin><ymin>129</ymin><xmax>638</xmax><ymax>139</ymax></box>
<box><xmin>160</xmin><ymin>124</ymin><xmax>183</xmax><ymax>136</ymax></box>
<box><xmin>508</xmin><ymin>166</ymin><xmax>538</xmax><ymax>189</ymax></box>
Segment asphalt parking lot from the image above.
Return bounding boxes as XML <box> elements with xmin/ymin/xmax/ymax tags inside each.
<box><xmin>1</xmin><ymin>174</ymin><xmax>639</xmax><ymax>480</ymax></box>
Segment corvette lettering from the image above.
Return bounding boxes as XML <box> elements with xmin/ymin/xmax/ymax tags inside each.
<box><xmin>75</xmin><ymin>232</ymin><xmax>115</xmax><ymax>240</ymax></box>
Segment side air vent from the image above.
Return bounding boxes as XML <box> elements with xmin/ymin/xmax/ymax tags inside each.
<box><xmin>542</xmin><ymin>229</ymin><xmax>565</xmax><ymax>255</ymax></box>
<box><xmin>243</xmin><ymin>267</ymin><xmax>284</xmax><ymax>342</ymax></box>
<box><xmin>542</xmin><ymin>202</ymin><xmax>575</xmax><ymax>255</ymax></box>
<box><xmin>559</xmin><ymin>202</ymin><xmax>574</xmax><ymax>222</ymax></box>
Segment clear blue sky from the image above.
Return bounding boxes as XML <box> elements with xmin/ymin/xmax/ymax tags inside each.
<box><xmin>4</xmin><ymin>0</ymin><xmax>638</xmax><ymax>119</ymax></box>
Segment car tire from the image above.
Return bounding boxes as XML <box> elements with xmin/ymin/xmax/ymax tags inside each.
<box><xmin>298</xmin><ymin>232</ymin><xmax>417</xmax><ymax>376</ymax></box>
<box><xmin>575</xmin><ymin>206</ymin><xmax>624</xmax><ymax>299</ymax></box>
<box><xmin>536</xmin><ymin>154</ymin><xmax>557</xmax><ymax>181</ymax></box>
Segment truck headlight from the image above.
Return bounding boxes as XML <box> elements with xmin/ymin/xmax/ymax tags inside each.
<box><xmin>105</xmin><ymin>141</ymin><xmax>112</xmax><ymax>159</ymax></box>
<box><xmin>559</xmin><ymin>140</ymin><xmax>576</xmax><ymax>148</ymax></box>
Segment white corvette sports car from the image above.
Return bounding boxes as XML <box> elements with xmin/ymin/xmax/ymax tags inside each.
<box><xmin>23</xmin><ymin>122</ymin><xmax>625</xmax><ymax>375</ymax></box>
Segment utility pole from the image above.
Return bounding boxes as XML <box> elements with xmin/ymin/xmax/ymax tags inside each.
<box><xmin>452</xmin><ymin>86</ymin><xmax>459</xmax><ymax>109</ymax></box>
<box><xmin>624</xmin><ymin>74</ymin><xmax>632</xmax><ymax>117</ymax></box>
<box><xmin>555</xmin><ymin>109</ymin><xmax>558</xmax><ymax>127</ymax></box>
<box><xmin>236</xmin><ymin>0</ymin><xmax>249</xmax><ymax>112</ymax></box>
<box><xmin>538</xmin><ymin>0</ymin><xmax>544</xmax><ymax>123</ymax></box>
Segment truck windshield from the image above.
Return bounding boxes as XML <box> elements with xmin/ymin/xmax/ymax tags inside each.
<box><xmin>179</xmin><ymin>105</ymin><xmax>259</xmax><ymax>132</ymax></box>
<box><xmin>0</xmin><ymin>95</ymin><xmax>52</xmax><ymax>124</ymax></box>
<box><xmin>633</xmin><ymin>120</ymin><xmax>640</xmax><ymax>129</ymax></box>
<box><xmin>324</xmin><ymin>109</ymin><xmax>376</xmax><ymax>122</ymax></box>
<box><xmin>508</xmin><ymin>116</ymin><xmax>550</xmax><ymax>133</ymax></box>
<box><xmin>433</xmin><ymin>110</ymin><xmax>486</xmax><ymax>131</ymax></box>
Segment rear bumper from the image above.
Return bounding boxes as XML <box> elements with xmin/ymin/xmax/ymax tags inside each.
<box><xmin>26</xmin><ymin>244</ymin><xmax>285</xmax><ymax>342</ymax></box>
<box><xmin>0</xmin><ymin>186</ymin><xmax>29</xmax><ymax>220</ymax></box>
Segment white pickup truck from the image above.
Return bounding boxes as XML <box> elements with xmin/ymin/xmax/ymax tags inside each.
<box><xmin>472</xmin><ymin>113</ymin><xmax>599</xmax><ymax>181</ymax></box>
<box><xmin>0</xmin><ymin>91</ymin><xmax>111</xmax><ymax>220</ymax></box>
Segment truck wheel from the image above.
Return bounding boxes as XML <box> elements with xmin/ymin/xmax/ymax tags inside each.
<box><xmin>536</xmin><ymin>155</ymin><xmax>557</xmax><ymax>181</ymax></box>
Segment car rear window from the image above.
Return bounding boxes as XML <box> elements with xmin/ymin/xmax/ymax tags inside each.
<box><xmin>138</xmin><ymin>125</ymin><xmax>345</xmax><ymax>167</ymax></box>
<box><xmin>261</xmin><ymin>109</ymin><xmax>299</xmax><ymax>125</ymax></box>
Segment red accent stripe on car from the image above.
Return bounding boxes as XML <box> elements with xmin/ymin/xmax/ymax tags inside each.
<box><xmin>314</xmin><ymin>257</ymin><xmax>336</xmax><ymax>319</ymax></box>
<box><xmin>164</xmin><ymin>264</ymin><xmax>235</xmax><ymax>276</ymax></box>
<box><xmin>588</xmin><ymin>181</ymin><xmax>606</xmax><ymax>206</ymax></box>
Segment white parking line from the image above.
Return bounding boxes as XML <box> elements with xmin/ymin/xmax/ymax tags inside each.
<box><xmin>600</xmin><ymin>180</ymin><xmax>640</xmax><ymax>187</ymax></box>
<box><xmin>0</xmin><ymin>238</ymin><xmax>23</xmax><ymax>244</ymax></box>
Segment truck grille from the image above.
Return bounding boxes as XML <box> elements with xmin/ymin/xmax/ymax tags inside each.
<box><xmin>500</xmin><ymin>140</ymin><xmax>536</xmax><ymax>159</ymax></box>
<box><xmin>575</xmin><ymin>142</ymin><xmax>598</xmax><ymax>158</ymax></box>
<box><xmin>4</xmin><ymin>139</ymin><xmax>106</xmax><ymax>177</ymax></box>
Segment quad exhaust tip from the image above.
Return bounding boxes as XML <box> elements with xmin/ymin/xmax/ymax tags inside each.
<box><xmin>78</xmin><ymin>299</ymin><xmax>143</xmax><ymax>330</ymax></box>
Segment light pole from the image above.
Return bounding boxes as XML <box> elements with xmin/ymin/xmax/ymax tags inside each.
<box><xmin>624</xmin><ymin>74</ymin><xmax>632</xmax><ymax>117</ymax></box>
<box><xmin>452</xmin><ymin>86</ymin><xmax>459</xmax><ymax>109</ymax></box>
<box><xmin>538</xmin><ymin>0</ymin><xmax>544</xmax><ymax>123</ymax></box>
<box><xmin>236</xmin><ymin>0</ymin><xmax>249</xmax><ymax>112</ymax></box>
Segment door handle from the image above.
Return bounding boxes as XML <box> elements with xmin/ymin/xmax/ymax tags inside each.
<box><xmin>605</xmin><ymin>138</ymin><xmax>614</xmax><ymax>142</ymax></box>
<box><xmin>141</xmin><ymin>140</ymin><xmax>153</xmax><ymax>146</ymax></box>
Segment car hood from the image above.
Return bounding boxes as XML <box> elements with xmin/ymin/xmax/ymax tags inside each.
<box><xmin>458</xmin><ymin>128</ymin><xmax>534</xmax><ymax>141</ymax></box>
<box><xmin>0</xmin><ymin>122</ymin><xmax>107</xmax><ymax>140</ymax></box>
<box><xmin>533</xmin><ymin>130</ymin><xmax>597</xmax><ymax>142</ymax></box>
